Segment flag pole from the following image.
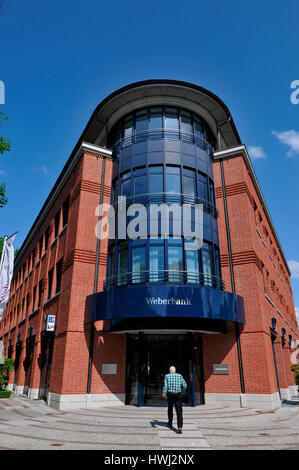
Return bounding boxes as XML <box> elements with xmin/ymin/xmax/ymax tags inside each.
<box><xmin>0</xmin><ymin>235</ymin><xmax>8</xmax><ymax>274</ymax></box>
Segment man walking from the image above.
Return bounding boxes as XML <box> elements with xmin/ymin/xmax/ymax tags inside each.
<box><xmin>162</xmin><ymin>365</ymin><xmax>187</xmax><ymax>433</ymax></box>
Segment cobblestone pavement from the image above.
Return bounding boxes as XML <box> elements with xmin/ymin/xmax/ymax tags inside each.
<box><xmin>1</xmin><ymin>395</ymin><xmax>299</xmax><ymax>450</ymax></box>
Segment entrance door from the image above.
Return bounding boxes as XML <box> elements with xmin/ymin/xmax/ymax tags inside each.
<box><xmin>143</xmin><ymin>335</ymin><xmax>190</xmax><ymax>405</ymax></box>
<box><xmin>23</xmin><ymin>336</ymin><xmax>35</xmax><ymax>396</ymax></box>
<box><xmin>125</xmin><ymin>333</ymin><xmax>203</xmax><ymax>406</ymax></box>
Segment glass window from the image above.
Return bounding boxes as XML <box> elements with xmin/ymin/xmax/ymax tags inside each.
<box><xmin>183</xmin><ymin>169</ymin><xmax>195</xmax><ymax>200</ymax></box>
<box><xmin>132</xmin><ymin>246</ymin><xmax>146</xmax><ymax>284</ymax></box>
<box><xmin>62</xmin><ymin>198</ymin><xmax>69</xmax><ymax>227</ymax></box>
<box><xmin>166</xmin><ymin>165</ymin><xmax>180</xmax><ymax>174</ymax></box>
<box><xmin>48</xmin><ymin>269</ymin><xmax>53</xmax><ymax>300</ymax></box>
<box><xmin>135</xmin><ymin>109</ymin><xmax>148</xmax><ymax>140</ymax></box>
<box><xmin>214</xmin><ymin>246</ymin><xmax>221</xmax><ymax>289</ymax></box>
<box><xmin>55</xmin><ymin>259</ymin><xmax>63</xmax><ymax>294</ymax></box>
<box><xmin>149</xmin><ymin>165</ymin><xmax>163</xmax><ymax>174</ymax></box>
<box><xmin>202</xmin><ymin>242</ymin><xmax>213</xmax><ymax>287</ymax></box>
<box><xmin>37</xmin><ymin>279</ymin><xmax>43</xmax><ymax>308</ymax></box>
<box><xmin>107</xmin><ymin>246</ymin><xmax>115</xmax><ymax>284</ymax></box>
<box><xmin>149</xmin><ymin>168</ymin><xmax>163</xmax><ymax>201</ymax></box>
<box><xmin>165</xmin><ymin>107</ymin><xmax>178</xmax><ymax>130</ymax></box>
<box><xmin>133</xmin><ymin>167</ymin><xmax>146</xmax><ymax>177</ymax></box>
<box><xmin>124</xmin><ymin>115</ymin><xmax>133</xmax><ymax>137</ymax></box>
<box><xmin>185</xmin><ymin>246</ymin><xmax>199</xmax><ymax>283</ymax></box>
<box><xmin>209</xmin><ymin>180</ymin><xmax>216</xmax><ymax>206</ymax></box>
<box><xmin>120</xmin><ymin>179</ymin><xmax>131</xmax><ymax>199</ymax></box>
<box><xmin>118</xmin><ymin>241</ymin><xmax>128</xmax><ymax>286</ymax></box>
<box><xmin>168</xmin><ymin>244</ymin><xmax>183</xmax><ymax>282</ymax></box>
<box><xmin>54</xmin><ymin>210</ymin><xmax>60</xmax><ymax>238</ymax></box>
<box><xmin>149</xmin><ymin>244</ymin><xmax>164</xmax><ymax>282</ymax></box>
<box><xmin>134</xmin><ymin>175</ymin><xmax>147</xmax><ymax>197</ymax></box>
<box><xmin>180</xmin><ymin>110</ymin><xmax>192</xmax><ymax>135</ymax></box>
<box><xmin>198</xmin><ymin>172</ymin><xmax>208</xmax><ymax>201</ymax></box>
<box><xmin>194</xmin><ymin>116</ymin><xmax>203</xmax><ymax>137</ymax></box>
<box><xmin>166</xmin><ymin>169</ymin><xmax>181</xmax><ymax>202</ymax></box>
<box><xmin>44</xmin><ymin>227</ymin><xmax>50</xmax><ymax>251</ymax></box>
<box><xmin>150</xmin><ymin>107</ymin><xmax>162</xmax><ymax>138</ymax></box>
<box><xmin>120</xmin><ymin>171</ymin><xmax>131</xmax><ymax>199</ymax></box>
<box><xmin>123</xmin><ymin>115</ymin><xmax>133</xmax><ymax>147</ymax></box>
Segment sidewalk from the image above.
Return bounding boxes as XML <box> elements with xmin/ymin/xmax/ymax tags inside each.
<box><xmin>1</xmin><ymin>395</ymin><xmax>299</xmax><ymax>450</ymax></box>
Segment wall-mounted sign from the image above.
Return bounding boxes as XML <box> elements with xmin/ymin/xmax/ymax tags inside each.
<box><xmin>213</xmin><ymin>364</ymin><xmax>229</xmax><ymax>375</ymax></box>
<box><xmin>46</xmin><ymin>314</ymin><xmax>56</xmax><ymax>332</ymax></box>
<box><xmin>102</xmin><ymin>363</ymin><xmax>117</xmax><ymax>375</ymax></box>
<box><xmin>91</xmin><ymin>284</ymin><xmax>246</xmax><ymax>324</ymax></box>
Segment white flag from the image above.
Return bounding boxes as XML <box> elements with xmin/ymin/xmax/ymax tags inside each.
<box><xmin>0</xmin><ymin>234</ymin><xmax>16</xmax><ymax>320</ymax></box>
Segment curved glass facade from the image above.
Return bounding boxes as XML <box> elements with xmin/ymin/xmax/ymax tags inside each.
<box><xmin>108</xmin><ymin>106</ymin><xmax>215</xmax><ymax>154</ymax></box>
<box><xmin>106</xmin><ymin>105</ymin><xmax>222</xmax><ymax>291</ymax></box>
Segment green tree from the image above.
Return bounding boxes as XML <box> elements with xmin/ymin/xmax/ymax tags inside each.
<box><xmin>0</xmin><ymin>237</ymin><xmax>19</xmax><ymax>259</ymax></box>
<box><xmin>0</xmin><ymin>109</ymin><xmax>11</xmax><ymax>208</ymax></box>
<box><xmin>0</xmin><ymin>358</ymin><xmax>14</xmax><ymax>391</ymax></box>
<box><xmin>291</xmin><ymin>364</ymin><xmax>299</xmax><ymax>386</ymax></box>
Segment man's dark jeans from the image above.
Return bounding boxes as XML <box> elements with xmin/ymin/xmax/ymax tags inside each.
<box><xmin>167</xmin><ymin>392</ymin><xmax>183</xmax><ymax>429</ymax></box>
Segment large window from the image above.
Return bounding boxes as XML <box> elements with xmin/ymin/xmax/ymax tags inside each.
<box><xmin>202</xmin><ymin>242</ymin><xmax>213</xmax><ymax>287</ymax></box>
<box><xmin>166</xmin><ymin>166</ymin><xmax>181</xmax><ymax>202</ymax></box>
<box><xmin>132</xmin><ymin>242</ymin><xmax>146</xmax><ymax>284</ymax></box>
<box><xmin>133</xmin><ymin>167</ymin><xmax>147</xmax><ymax>197</ymax></box>
<box><xmin>118</xmin><ymin>241</ymin><xmax>128</xmax><ymax>286</ymax></box>
<box><xmin>165</xmin><ymin>107</ymin><xmax>179</xmax><ymax>132</ymax></box>
<box><xmin>120</xmin><ymin>171</ymin><xmax>131</xmax><ymax>199</ymax></box>
<box><xmin>116</xmin><ymin>165</ymin><xmax>217</xmax><ymax>214</ymax></box>
<box><xmin>149</xmin><ymin>240</ymin><xmax>164</xmax><ymax>282</ymax></box>
<box><xmin>108</xmin><ymin>106</ymin><xmax>215</xmax><ymax>150</ymax></box>
<box><xmin>108</xmin><ymin>237</ymin><xmax>222</xmax><ymax>290</ymax></box>
<box><xmin>198</xmin><ymin>172</ymin><xmax>208</xmax><ymax>201</ymax></box>
<box><xmin>149</xmin><ymin>166</ymin><xmax>163</xmax><ymax>200</ymax></box>
<box><xmin>167</xmin><ymin>239</ymin><xmax>183</xmax><ymax>283</ymax></box>
<box><xmin>149</xmin><ymin>107</ymin><xmax>163</xmax><ymax>139</ymax></box>
<box><xmin>180</xmin><ymin>110</ymin><xmax>193</xmax><ymax>139</ymax></box>
<box><xmin>183</xmin><ymin>168</ymin><xmax>195</xmax><ymax>200</ymax></box>
<box><xmin>135</xmin><ymin>109</ymin><xmax>148</xmax><ymax>139</ymax></box>
<box><xmin>185</xmin><ymin>245</ymin><xmax>199</xmax><ymax>283</ymax></box>
<box><xmin>124</xmin><ymin>114</ymin><xmax>133</xmax><ymax>142</ymax></box>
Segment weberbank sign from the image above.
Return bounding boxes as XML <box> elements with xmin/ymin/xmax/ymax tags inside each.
<box><xmin>146</xmin><ymin>296</ymin><xmax>192</xmax><ymax>306</ymax></box>
<box><xmin>91</xmin><ymin>284</ymin><xmax>245</xmax><ymax>324</ymax></box>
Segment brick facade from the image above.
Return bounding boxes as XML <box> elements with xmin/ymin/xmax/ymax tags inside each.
<box><xmin>1</xmin><ymin>82</ymin><xmax>298</xmax><ymax>410</ymax></box>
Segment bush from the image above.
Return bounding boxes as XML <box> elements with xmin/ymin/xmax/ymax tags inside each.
<box><xmin>0</xmin><ymin>390</ymin><xmax>12</xmax><ymax>398</ymax></box>
<box><xmin>0</xmin><ymin>358</ymin><xmax>14</xmax><ymax>391</ymax></box>
<box><xmin>291</xmin><ymin>364</ymin><xmax>299</xmax><ymax>386</ymax></box>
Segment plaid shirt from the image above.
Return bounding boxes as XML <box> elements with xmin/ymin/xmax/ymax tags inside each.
<box><xmin>163</xmin><ymin>372</ymin><xmax>187</xmax><ymax>394</ymax></box>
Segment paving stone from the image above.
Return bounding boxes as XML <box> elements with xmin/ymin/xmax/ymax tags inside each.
<box><xmin>1</xmin><ymin>395</ymin><xmax>299</xmax><ymax>450</ymax></box>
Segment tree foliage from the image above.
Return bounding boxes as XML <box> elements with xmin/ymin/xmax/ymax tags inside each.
<box><xmin>0</xmin><ymin>110</ymin><xmax>11</xmax><ymax>155</ymax></box>
<box><xmin>0</xmin><ymin>110</ymin><xmax>10</xmax><ymax>207</ymax></box>
<box><xmin>0</xmin><ymin>237</ymin><xmax>19</xmax><ymax>259</ymax></box>
<box><xmin>291</xmin><ymin>364</ymin><xmax>299</xmax><ymax>386</ymax></box>
<box><xmin>0</xmin><ymin>358</ymin><xmax>14</xmax><ymax>390</ymax></box>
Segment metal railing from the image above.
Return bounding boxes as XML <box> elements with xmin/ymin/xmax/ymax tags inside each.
<box><xmin>112</xmin><ymin>128</ymin><xmax>214</xmax><ymax>157</ymax></box>
<box><xmin>114</xmin><ymin>192</ymin><xmax>218</xmax><ymax>218</ymax></box>
<box><xmin>103</xmin><ymin>270</ymin><xmax>224</xmax><ymax>291</ymax></box>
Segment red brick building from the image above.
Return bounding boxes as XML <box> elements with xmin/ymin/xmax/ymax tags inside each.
<box><xmin>0</xmin><ymin>80</ymin><xmax>297</xmax><ymax>410</ymax></box>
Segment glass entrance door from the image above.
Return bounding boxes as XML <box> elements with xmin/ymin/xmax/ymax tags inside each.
<box><xmin>143</xmin><ymin>335</ymin><xmax>190</xmax><ymax>405</ymax></box>
<box><xmin>125</xmin><ymin>333</ymin><xmax>203</xmax><ymax>406</ymax></box>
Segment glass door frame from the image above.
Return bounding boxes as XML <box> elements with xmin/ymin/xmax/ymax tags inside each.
<box><xmin>125</xmin><ymin>332</ymin><xmax>204</xmax><ymax>407</ymax></box>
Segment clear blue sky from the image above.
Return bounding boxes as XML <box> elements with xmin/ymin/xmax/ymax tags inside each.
<box><xmin>1</xmin><ymin>0</ymin><xmax>299</xmax><ymax>314</ymax></box>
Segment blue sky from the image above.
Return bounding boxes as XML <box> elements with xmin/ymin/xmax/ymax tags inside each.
<box><xmin>0</xmin><ymin>0</ymin><xmax>299</xmax><ymax>314</ymax></box>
